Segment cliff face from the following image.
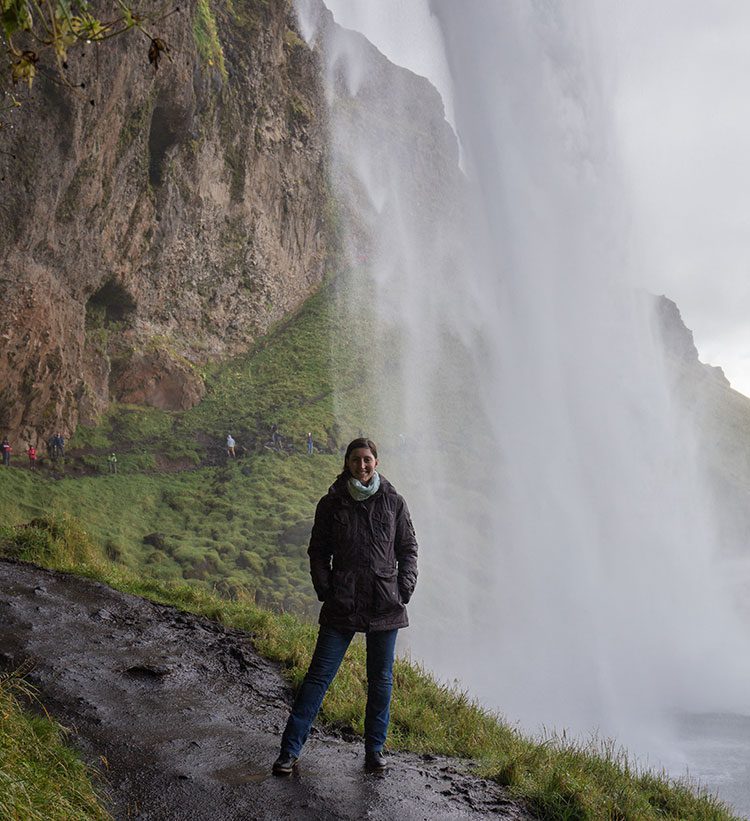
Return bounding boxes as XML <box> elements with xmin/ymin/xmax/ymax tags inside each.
<box><xmin>654</xmin><ymin>296</ymin><xmax>730</xmax><ymax>388</ymax></box>
<box><xmin>0</xmin><ymin>0</ymin><xmax>328</xmax><ymax>444</ymax></box>
<box><xmin>297</xmin><ymin>0</ymin><xmax>462</xmax><ymax>264</ymax></box>
<box><xmin>655</xmin><ymin>295</ymin><xmax>750</xmax><ymax>549</ymax></box>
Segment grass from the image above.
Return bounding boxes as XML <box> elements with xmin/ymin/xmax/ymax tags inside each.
<box><xmin>0</xmin><ymin>459</ymin><xmax>331</xmax><ymax>613</ymax></box>
<box><xmin>193</xmin><ymin>0</ymin><xmax>227</xmax><ymax>79</ymax></box>
<box><xmin>0</xmin><ymin>670</ymin><xmax>109</xmax><ymax>821</ymax></box>
<box><xmin>0</xmin><ymin>516</ymin><xmax>739</xmax><ymax>821</ymax></box>
<box><xmin>5</xmin><ymin>280</ymin><xmax>376</xmax><ymax>615</ymax></box>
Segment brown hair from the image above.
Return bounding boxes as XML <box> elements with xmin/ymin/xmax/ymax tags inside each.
<box><xmin>342</xmin><ymin>437</ymin><xmax>378</xmax><ymax>472</ymax></box>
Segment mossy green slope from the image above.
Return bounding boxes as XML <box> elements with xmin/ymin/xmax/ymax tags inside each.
<box><xmin>2</xmin><ymin>280</ymin><xmax>371</xmax><ymax>614</ymax></box>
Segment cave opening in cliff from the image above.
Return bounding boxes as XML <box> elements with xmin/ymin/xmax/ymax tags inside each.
<box><xmin>86</xmin><ymin>279</ymin><xmax>137</xmax><ymax>327</ymax></box>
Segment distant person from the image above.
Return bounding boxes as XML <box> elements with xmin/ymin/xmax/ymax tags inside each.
<box><xmin>56</xmin><ymin>432</ymin><xmax>65</xmax><ymax>459</ymax></box>
<box><xmin>306</xmin><ymin>432</ymin><xmax>313</xmax><ymax>456</ymax></box>
<box><xmin>108</xmin><ymin>452</ymin><xmax>118</xmax><ymax>474</ymax></box>
<box><xmin>226</xmin><ymin>434</ymin><xmax>236</xmax><ymax>458</ymax></box>
<box><xmin>47</xmin><ymin>434</ymin><xmax>57</xmax><ymax>461</ymax></box>
<box><xmin>272</xmin><ymin>438</ymin><xmax>419</xmax><ymax>776</ymax></box>
<box><xmin>1</xmin><ymin>438</ymin><xmax>11</xmax><ymax>466</ymax></box>
<box><xmin>26</xmin><ymin>444</ymin><xmax>36</xmax><ymax>469</ymax></box>
<box><xmin>270</xmin><ymin>423</ymin><xmax>279</xmax><ymax>449</ymax></box>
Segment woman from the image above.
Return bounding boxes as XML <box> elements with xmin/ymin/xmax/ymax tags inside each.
<box><xmin>273</xmin><ymin>438</ymin><xmax>418</xmax><ymax>775</ymax></box>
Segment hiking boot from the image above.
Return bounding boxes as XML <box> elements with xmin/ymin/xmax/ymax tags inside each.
<box><xmin>364</xmin><ymin>750</ymin><xmax>387</xmax><ymax>772</ymax></box>
<box><xmin>272</xmin><ymin>752</ymin><xmax>298</xmax><ymax>776</ymax></box>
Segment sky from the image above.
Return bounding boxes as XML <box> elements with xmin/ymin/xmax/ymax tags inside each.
<box><xmin>323</xmin><ymin>0</ymin><xmax>750</xmax><ymax>396</ymax></box>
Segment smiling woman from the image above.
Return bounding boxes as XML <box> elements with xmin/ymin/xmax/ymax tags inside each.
<box><xmin>272</xmin><ymin>437</ymin><xmax>419</xmax><ymax>776</ymax></box>
<box><xmin>345</xmin><ymin>442</ymin><xmax>378</xmax><ymax>487</ymax></box>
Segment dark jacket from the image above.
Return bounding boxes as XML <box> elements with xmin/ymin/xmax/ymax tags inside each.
<box><xmin>308</xmin><ymin>474</ymin><xmax>418</xmax><ymax>632</ymax></box>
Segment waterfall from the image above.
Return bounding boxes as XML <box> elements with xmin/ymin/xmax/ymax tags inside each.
<box><xmin>294</xmin><ymin>0</ymin><xmax>750</xmax><ymax>761</ymax></box>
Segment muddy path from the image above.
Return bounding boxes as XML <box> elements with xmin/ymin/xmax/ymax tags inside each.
<box><xmin>0</xmin><ymin>560</ymin><xmax>531</xmax><ymax>820</ymax></box>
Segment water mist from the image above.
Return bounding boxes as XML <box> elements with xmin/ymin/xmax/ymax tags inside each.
<box><xmin>295</xmin><ymin>0</ymin><xmax>750</xmax><ymax>774</ymax></box>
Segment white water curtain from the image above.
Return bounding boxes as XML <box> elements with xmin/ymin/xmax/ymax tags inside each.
<box><xmin>295</xmin><ymin>0</ymin><xmax>750</xmax><ymax>759</ymax></box>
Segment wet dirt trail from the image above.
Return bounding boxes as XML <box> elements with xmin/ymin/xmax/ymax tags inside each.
<box><xmin>0</xmin><ymin>560</ymin><xmax>530</xmax><ymax>821</ymax></box>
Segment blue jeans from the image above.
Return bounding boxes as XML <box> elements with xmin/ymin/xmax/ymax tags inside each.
<box><xmin>280</xmin><ymin>625</ymin><xmax>398</xmax><ymax>757</ymax></box>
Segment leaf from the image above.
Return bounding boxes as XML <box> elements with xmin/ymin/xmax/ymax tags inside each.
<box><xmin>11</xmin><ymin>50</ymin><xmax>38</xmax><ymax>88</ymax></box>
<box><xmin>2</xmin><ymin>2</ymin><xmax>33</xmax><ymax>39</ymax></box>
<box><xmin>71</xmin><ymin>12</ymin><xmax>108</xmax><ymax>41</ymax></box>
<box><xmin>53</xmin><ymin>15</ymin><xmax>77</xmax><ymax>59</ymax></box>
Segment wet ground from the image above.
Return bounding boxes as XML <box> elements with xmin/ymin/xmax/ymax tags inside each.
<box><xmin>0</xmin><ymin>559</ymin><xmax>531</xmax><ymax>820</ymax></box>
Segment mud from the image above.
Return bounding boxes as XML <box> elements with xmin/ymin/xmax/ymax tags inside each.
<box><xmin>0</xmin><ymin>560</ymin><xmax>531</xmax><ymax>820</ymax></box>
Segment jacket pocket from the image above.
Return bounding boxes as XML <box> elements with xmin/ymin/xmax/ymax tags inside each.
<box><xmin>328</xmin><ymin>568</ymin><xmax>356</xmax><ymax>615</ymax></box>
<box><xmin>373</xmin><ymin>569</ymin><xmax>400</xmax><ymax>614</ymax></box>
<box><xmin>371</xmin><ymin>513</ymin><xmax>394</xmax><ymax>544</ymax></box>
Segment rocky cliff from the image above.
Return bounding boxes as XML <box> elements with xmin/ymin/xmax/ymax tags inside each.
<box><xmin>0</xmin><ymin>0</ymin><xmax>328</xmax><ymax>444</ymax></box>
<box><xmin>654</xmin><ymin>296</ymin><xmax>730</xmax><ymax>389</ymax></box>
<box><xmin>655</xmin><ymin>295</ymin><xmax>750</xmax><ymax>550</ymax></box>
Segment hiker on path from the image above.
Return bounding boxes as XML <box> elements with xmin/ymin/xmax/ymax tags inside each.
<box><xmin>108</xmin><ymin>453</ymin><xmax>118</xmax><ymax>475</ymax></box>
<box><xmin>26</xmin><ymin>444</ymin><xmax>36</xmax><ymax>469</ymax></box>
<box><xmin>306</xmin><ymin>432</ymin><xmax>313</xmax><ymax>456</ymax></box>
<box><xmin>226</xmin><ymin>434</ymin><xmax>236</xmax><ymax>458</ymax></box>
<box><xmin>2</xmin><ymin>438</ymin><xmax>11</xmax><ymax>466</ymax></box>
<box><xmin>55</xmin><ymin>433</ymin><xmax>65</xmax><ymax>459</ymax></box>
<box><xmin>272</xmin><ymin>437</ymin><xmax>419</xmax><ymax>776</ymax></box>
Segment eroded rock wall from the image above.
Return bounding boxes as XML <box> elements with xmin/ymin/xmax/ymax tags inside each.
<box><xmin>0</xmin><ymin>0</ymin><xmax>328</xmax><ymax>444</ymax></box>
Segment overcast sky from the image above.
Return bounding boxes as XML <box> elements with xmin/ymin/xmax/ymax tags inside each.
<box><xmin>323</xmin><ymin>1</ymin><xmax>750</xmax><ymax>396</ymax></box>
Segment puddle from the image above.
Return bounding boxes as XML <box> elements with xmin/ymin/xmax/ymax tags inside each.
<box><xmin>212</xmin><ymin>763</ymin><xmax>270</xmax><ymax>785</ymax></box>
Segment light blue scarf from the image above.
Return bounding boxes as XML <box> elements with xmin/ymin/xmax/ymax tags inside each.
<box><xmin>347</xmin><ymin>471</ymin><xmax>381</xmax><ymax>502</ymax></box>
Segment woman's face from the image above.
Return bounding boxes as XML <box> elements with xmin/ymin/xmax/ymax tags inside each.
<box><xmin>346</xmin><ymin>447</ymin><xmax>378</xmax><ymax>485</ymax></box>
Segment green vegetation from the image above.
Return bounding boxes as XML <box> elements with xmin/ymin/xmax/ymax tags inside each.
<box><xmin>2</xmin><ymin>282</ymin><xmax>373</xmax><ymax>614</ymax></box>
<box><xmin>0</xmin><ymin>457</ymin><xmax>331</xmax><ymax>614</ymax></box>
<box><xmin>0</xmin><ymin>669</ymin><xmax>108</xmax><ymax>820</ymax></box>
<box><xmin>0</xmin><ymin>517</ymin><xmax>738</xmax><ymax>821</ymax></box>
<box><xmin>288</xmin><ymin>93</ymin><xmax>313</xmax><ymax>126</ymax></box>
<box><xmin>193</xmin><ymin>0</ymin><xmax>227</xmax><ymax>79</ymax></box>
<box><xmin>284</xmin><ymin>28</ymin><xmax>305</xmax><ymax>50</ymax></box>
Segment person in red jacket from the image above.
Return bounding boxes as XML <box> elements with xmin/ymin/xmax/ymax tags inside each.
<box><xmin>26</xmin><ymin>444</ymin><xmax>37</xmax><ymax>469</ymax></box>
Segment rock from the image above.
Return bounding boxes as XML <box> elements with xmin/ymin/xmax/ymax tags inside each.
<box><xmin>110</xmin><ymin>350</ymin><xmax>205</xmax><ymax>411</ymax></box>
<box><xmin>94</xmin><ymin>608</ymin><xmax>114</xmax><ymax>621</ymax></box>
<box><xmin>0</xmin><ymin>1</ymin><xmax>328</xmax><ymax>443</ymax></box>
<box><xmin>653</xmin><ymin>294</ymin><xmax>730</xmax><ymax>386</ymax></box>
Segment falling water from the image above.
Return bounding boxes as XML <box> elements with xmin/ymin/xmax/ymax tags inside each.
<box><xmin>294</xmin><ymin>0</ymin><xmax>750</xmax><ymax>802</ymax></box>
